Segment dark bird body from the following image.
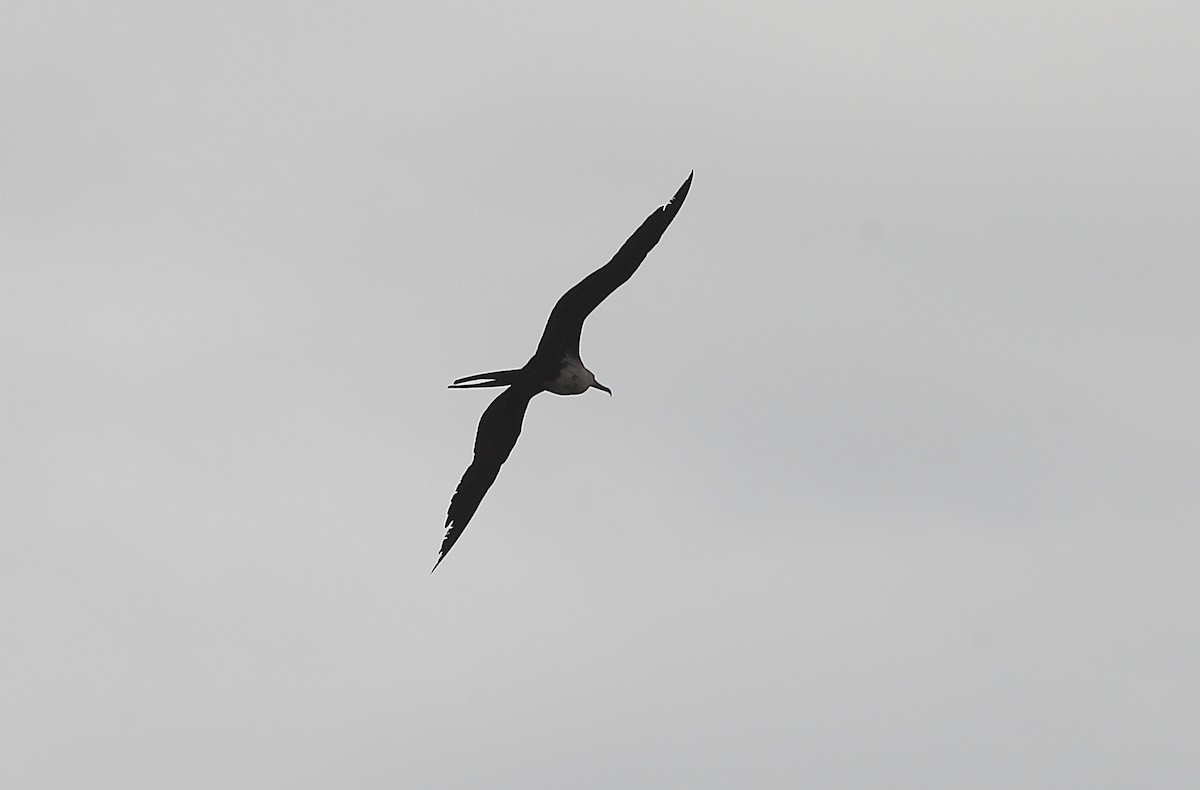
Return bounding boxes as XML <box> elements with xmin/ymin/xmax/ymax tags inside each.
<box><xmin>435</xmin><ymin>172</ymin><xmax>693</xmax><ymax>570</ymax></box>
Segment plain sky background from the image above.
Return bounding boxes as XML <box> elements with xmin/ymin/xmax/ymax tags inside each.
<box><xmin>3</xmin><ymin>2</ymin><xmax>1198</xmax><ymax>787</ymax></box>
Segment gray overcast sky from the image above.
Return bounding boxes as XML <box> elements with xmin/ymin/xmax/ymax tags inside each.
<box><xmin>3</xmin><ymin>1</ymin><xmax>1198</xmax><ymax>787</ymax></box>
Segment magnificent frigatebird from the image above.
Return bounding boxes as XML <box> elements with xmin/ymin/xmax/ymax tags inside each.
<box><xmin>434</xmin><ymin>172</ymin><xmax>692</xmax><ymax>570</ymax></box>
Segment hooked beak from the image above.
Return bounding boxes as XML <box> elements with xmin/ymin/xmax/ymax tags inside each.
<box><xmin>592</xmin><ymin>381</ymin><xmax>612</xmax><ymax>396</ymax></box>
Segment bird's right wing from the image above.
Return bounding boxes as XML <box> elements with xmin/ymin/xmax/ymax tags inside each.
<box><xmin>535</xmin><ymin>172</ymin><xmax>692</xmax><ymax>359</ymax></box>
<box><xmin>435</xmin><ymin>384</ymin><xmax>540</xmax><ymax>571</ymax></box>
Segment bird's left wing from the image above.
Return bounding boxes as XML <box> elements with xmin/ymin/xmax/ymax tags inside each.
<box><xmin>535</xmin><ymin>172</ymin><xmax>692</xmax><ymax>359</ymax></box>
<box><xmin>435</xmin><ymin>383</ymin><xmax>540</xmax><ymax>571</ymax></box>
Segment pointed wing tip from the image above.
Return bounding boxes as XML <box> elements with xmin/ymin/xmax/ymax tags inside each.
<box><xmin>433</xmin><ymin>517</ymin><xmax>458</xmax><ymax>572</ymax></box>
<box><xmin>669</xmin><ymin>171</ymin><xmax>693</xmax><ymax>208</ymax></box>
<box><xmin>432</xmin><ymin>533</ymin><xmax>455</xmax><ymax>573</ymax></box>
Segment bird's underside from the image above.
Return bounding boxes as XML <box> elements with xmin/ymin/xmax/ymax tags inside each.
<box><xmin>433</xmin><ymin>172</ymin><xmax>692</xmax><ymax>571</ymax></box>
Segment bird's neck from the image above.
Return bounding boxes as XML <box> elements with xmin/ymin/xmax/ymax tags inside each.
<box><xmin>545</xmin><ymin>355</ymin><xmax>595</xmax><ymax>395</ymax></box>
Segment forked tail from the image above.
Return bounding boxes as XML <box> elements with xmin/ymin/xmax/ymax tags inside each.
<box><xmin>448</xmin><ymin>368</ymin><xmax>524</xmax><ymax>389</ymax></box>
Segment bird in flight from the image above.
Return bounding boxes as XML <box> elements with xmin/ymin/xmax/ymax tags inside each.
<box><xmin>434</xmin><ymin>172</ymin><xmax>693</xmax><ymax>571</ymax></box>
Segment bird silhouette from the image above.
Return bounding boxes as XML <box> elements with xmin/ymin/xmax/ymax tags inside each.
<box><xmin>434</xmin><ymin>172</ymin><xmax>693</xmax><ymax>570</ymax></box>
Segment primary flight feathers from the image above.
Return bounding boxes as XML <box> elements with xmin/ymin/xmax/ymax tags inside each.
<box><xmin>435</xmin><ymin>172</ymin><xmax>693</xmax><ymax>571</ymax></box>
